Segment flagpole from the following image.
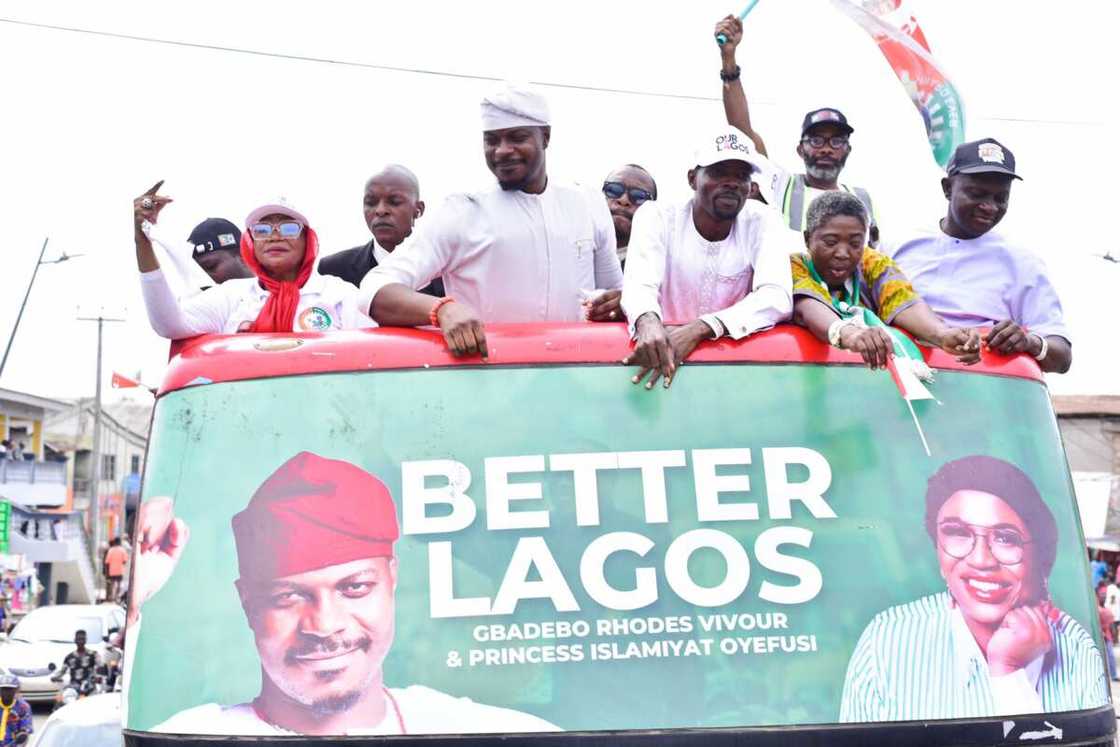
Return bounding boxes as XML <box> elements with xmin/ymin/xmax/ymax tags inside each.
<box><xmin>906</xmin><ymin>399</ymin><xmax>932</xmax><ymax>457</ymax></box>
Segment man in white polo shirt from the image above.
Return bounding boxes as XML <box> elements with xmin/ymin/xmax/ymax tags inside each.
<box><xmin>621</xmin><ymin>129</ymin><xmax>795</xmax><ymax>389</ymax></box>
<box><xmin>358</xmin><ymin>83</ymin><xmax>623</xmax><ymax>358</ymax></box>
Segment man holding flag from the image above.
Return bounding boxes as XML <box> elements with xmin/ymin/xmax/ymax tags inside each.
<box><xmin>714</xmin><ymin>14</ymin><xmax>879</xmax><ymax>241</ymax></box>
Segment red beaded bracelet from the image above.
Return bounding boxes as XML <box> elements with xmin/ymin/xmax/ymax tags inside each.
<box><xmin>429</xmin><ymin>296</ymin><xmax>455</xmax><ymax>327</ymax></box>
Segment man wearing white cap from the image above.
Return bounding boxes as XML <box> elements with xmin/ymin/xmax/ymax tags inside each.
<box><xmin>621</xmin><ymin>129</ymin><xmax>795</xmax><ymax>389</ymax></box>
<box><xmin>357</xmin><ymin>83</ymin><xmax>624</xmax><ymax>357</ymax></box>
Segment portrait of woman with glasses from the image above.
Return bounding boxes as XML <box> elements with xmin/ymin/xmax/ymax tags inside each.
<box><xmin>839</xmin><ymin>455</ymin><xmax>1108</xmax><ymax>722</ymax></box>
<box><xmin>133</xmin><ymin>183</ymin><xmax>374</xmax><ymax>338</ymax></box>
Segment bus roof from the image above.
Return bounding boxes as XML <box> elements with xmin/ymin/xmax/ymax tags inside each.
<box><xmin>160</xmin><ymin>324</ymin><xmax>1043</xmax><ymax>395</ymax></box>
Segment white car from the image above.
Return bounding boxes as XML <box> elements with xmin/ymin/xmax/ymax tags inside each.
<box><xmin>0</xmin><ymin>604</ymin><xmax>125</xmax><ymax>702</ymax></box>
<box><xmin>32</xmin><ymin>692</ymin><xmax>120</xmax><ymax>747</ymax></box>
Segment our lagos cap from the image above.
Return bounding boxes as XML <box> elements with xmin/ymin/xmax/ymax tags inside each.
<box><xmin>694</xmin><ymin>129</ymin><xmax>764</xmax><ymax>173</ymax></box>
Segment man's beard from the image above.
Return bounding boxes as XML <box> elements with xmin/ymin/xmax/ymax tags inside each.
<box><xmin>272</xmin><ymin>633</ymin><xmax>377</xmax><ymax>715</ymax></box>
<box><xmin>805</xmin><ymin>159</ymin><xmax>843</xmax><ymax>183</ymax></box>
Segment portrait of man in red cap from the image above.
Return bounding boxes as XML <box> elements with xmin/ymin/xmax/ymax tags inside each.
<box><xmin>129</xmin><ymin>451</ymin><xmax>558</xmax><ymax>736</ymax></box>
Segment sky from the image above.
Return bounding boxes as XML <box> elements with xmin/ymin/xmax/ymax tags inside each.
<box><xmin>0</xmin><ymin>0</ymin><xmax>1114</xmax><ymax>402</ymax></box>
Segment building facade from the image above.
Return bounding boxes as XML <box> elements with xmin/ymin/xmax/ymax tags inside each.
<box><xmin>1054</xmin><ymin>395</ymin><xmax>1120</xmax><ymax>540</ymax></box>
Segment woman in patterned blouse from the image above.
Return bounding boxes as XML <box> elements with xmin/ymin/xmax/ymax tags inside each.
<box><xmin>790</xmin><ymin>191</ymin><xmax>979</xmax><ymax>369</ymax></box>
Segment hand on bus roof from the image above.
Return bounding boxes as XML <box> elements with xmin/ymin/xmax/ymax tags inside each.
<box><xmin>437</xmin><ymin>301</ymin><xmax>489</xmax><ymax>360</ymax></box>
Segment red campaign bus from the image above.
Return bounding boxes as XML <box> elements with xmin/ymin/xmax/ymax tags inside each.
<box><xmin>122</xmin><ymin>324</ymin><xmax>1113</xmax><ymax>747</ymax></box>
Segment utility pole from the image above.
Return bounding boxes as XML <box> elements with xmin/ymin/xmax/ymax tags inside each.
<box><xmin>1</xmin><ymin>238</ymin><xmax>83</xmax><ymax>381</ymax></box>
<box><xmin>0</xmin><ymin>238</ymin><xmax>49</xmax><ymax>380</ymax></box>
<box><xmin>77</xmin><ymin>312</ymin><xmax>125</xmax><ymax>581</ymax></box>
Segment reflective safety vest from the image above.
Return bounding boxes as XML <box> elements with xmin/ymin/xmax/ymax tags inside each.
<box><xmin>781</xmin><ymin>174</ymin><xmax>875</xmax><ymax>232</ymax></box>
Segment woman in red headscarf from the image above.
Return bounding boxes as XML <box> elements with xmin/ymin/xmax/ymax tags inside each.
<box><xmin>133</xmin><ymin>181</ymin><xmax>374</xmax><ymax>338</ymax></box>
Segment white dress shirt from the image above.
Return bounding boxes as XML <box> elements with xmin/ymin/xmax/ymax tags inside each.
<box><xmin>139</xmin><ymin>267</ymin><xmax>375</xmax><ymax>339</ymax></box>
<box><xmin>621</xmin><ymin>198</ymin><xmax>795</xmax><ymax>339</ymax></box>
<box><xmin>358</xmin><ymin>182</ymin><xmax>623</xmax><ymax>322</ymax></box>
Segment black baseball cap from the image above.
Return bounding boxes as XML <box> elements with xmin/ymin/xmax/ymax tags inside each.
<box><xmin>945</xmin><ymin>138</ymin><xmax>1022</xmax><ymax>180</ymax></box>
<box><xmin>187</xmin><ymin>218</ymin><xmax>242</xmax><ymax>257</ymax></box>
<box><xmin>801</xmin><ymin>108</ymin><xmax>854</xmax><ymax>137</ymax></box>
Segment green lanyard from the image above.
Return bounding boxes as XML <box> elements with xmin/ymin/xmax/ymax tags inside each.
<box><xmin>805</xmin><ymin>255</ymin><xmax>927</xmax><ymax>364</ymax></box>
<box><xmin>804</xmin><ymin>256</ymin><xmax>860</xmax><ymax>313</ymax></box>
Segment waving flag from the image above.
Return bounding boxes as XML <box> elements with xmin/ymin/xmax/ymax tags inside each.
<box><xmin>830</xmin><ymin>0</ymin><xmax>965</xmax><ymax>167</ymax></box>
<box><xmin>112</xmin><ymin>372</ymin><xmax>141</xmax><ymax>389</ymax></box>
<box><xmin>840</xmin><ymin>302</ymin><xmax>936</xmax><ymax>456</ymax></box>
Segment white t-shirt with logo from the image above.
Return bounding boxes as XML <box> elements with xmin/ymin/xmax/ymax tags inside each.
<box><xmin>139</xmin><ymin>266</ymin><xmax>375</xmax><ymax>338</ymax></box>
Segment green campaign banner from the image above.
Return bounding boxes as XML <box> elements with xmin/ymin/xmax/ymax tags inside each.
<box><xmin>123</xmin><ymin>363</ymin><xmax>1107</xmax><ymax>736</ymax></box>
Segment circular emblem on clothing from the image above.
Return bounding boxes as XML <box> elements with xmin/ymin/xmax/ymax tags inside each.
<box><xmin>298</xmin><ymin>306</ymin><xmax>333</xmax><ymax>331</ymax></box>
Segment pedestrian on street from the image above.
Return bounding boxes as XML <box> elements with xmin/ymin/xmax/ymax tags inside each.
<box><xmin>1098</xmin><ymin>583</ymin><xmax>1118</xmax><ymax>681</ymax></box>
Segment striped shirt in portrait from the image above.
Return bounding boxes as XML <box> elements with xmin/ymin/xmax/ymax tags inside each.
<box><xmin>839</xmin><ymin>591</ymin><xmax>1108</xmax><ymax>722</ymax></box>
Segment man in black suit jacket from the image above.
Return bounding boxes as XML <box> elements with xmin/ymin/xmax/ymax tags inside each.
<box><xmin>319</xmin><ymin>165</ymin><xmax>444</xmax><ymax>296</ymax></box>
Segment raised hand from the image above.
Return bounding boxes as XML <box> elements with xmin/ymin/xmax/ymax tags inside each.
<box><xmin>133</xmin><ymin>180</ymin><xmax>173</xmax><ymax>231</ymax></box>
<box><xmin>128</xmin><ymin>496</ymin><xmax>190</xmax><ymax>623</ymax></box>
<box><xmin>715</xmin><ymin>14</ymin><xmax>744</xmax><ymax>54</ymax></box>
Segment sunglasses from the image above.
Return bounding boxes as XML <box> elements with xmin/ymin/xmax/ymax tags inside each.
<box><xmin>801</xmin><ymin>135</ymin><xmax>850</xmax><ymax>149</ymax></box>
<box><xmin>603</xmin><ymin>181</ymin><xmax>655</xmax><ymax>205</ymax></box>
<box><xmin>250</xmin><ymin>221</ymin><xmax>303</xmax><ymax>239</ymax></box>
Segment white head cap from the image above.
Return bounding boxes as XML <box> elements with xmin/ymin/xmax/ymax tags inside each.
<box><xmin>245</xmin><ymin>198</ymin><xmax>310</xmax><ymax>228</ymax></box>
<box><xmin>693</xmin><ymin>128</ymin><xmax>763</xmax><ymax>173</ymax></box>
<box><xmin>480</xmin><ymin>82</ymin><xmax>551</xmax><ymax>132</ymax></box>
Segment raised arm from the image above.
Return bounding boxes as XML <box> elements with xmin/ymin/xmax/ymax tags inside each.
<box><xmin>133</xmin><ymin>182</ymin><xmax>232</xmax><ymax>339</ymax></box>
<box><xmin>133</xmin><ymin>181</ymin><xmax>172</xmax><ymax>272</ymax></box>
<box><xmin>716</xmin><ymin>15</ymin><xmax>768</xmax><ymax>157</ymax></box>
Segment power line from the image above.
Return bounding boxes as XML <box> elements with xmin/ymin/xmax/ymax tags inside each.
<box><xmin>0</xmin><ymin>16</ymin><xmax>1103</xmax><ymax>126</ymax></box>
<box><xmin>0</xmin><ymin>17</ymin><xmax>721</xmax><ymax>104</ymax></box>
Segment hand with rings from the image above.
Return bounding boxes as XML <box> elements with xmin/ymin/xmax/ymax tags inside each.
<box><xmin>134</xmin><ymin>180</ymin><xmax>173</xmax><ymax>231</ymax></box>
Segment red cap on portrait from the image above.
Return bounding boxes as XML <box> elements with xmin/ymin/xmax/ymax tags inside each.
<box><xmin>231</xmin><ymin>452</ymin><xmax>399</xmax><ymax>584</ymax></box>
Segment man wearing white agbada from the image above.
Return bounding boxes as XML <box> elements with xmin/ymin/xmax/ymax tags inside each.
<box><xmin>621</xmin><ymin>129</ymin><xmax>795</xmax><ymax>389</ymax></box>
<box><xmin>357</xmin><ymin>83</ymin><xmax>624</xmax><ymax>358</ymax></box>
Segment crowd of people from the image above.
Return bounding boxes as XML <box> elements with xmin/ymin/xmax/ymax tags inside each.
<box><xmin>1091</xmin><ymin>551</ymin><xmax>1120</xmax><ymax>682</ymax></box>
<box><xmin>133</xmin><ymin>15</ymin><xmax>1071</xmax><ymax>384</ymax></box>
